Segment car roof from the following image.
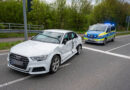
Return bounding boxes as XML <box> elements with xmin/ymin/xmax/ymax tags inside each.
<box><xmin>43</xmin><ymin>29</ymin><xmax>73</xmax><ymax>34</ymax></box>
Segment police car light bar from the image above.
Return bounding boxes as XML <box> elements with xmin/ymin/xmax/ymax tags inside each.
<box><xmin>104</xmin><ymin>22</ymin><xmax>115</xmax><ymax>26</ymax></box>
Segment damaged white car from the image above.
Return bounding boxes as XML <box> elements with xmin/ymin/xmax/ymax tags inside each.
<box><xmin>8</xmin><ymin>29</ymin><xmax>82</xmax><ymax>74</ymax></box>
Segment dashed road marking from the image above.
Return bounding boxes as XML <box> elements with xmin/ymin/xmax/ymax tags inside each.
<box><xmin>0</xmin><ymin>63</ymin><xmax>71</xmax><ymax>88</ymax></box>
<box><xmin>60</xmin><ymin>63</ymin><xmax>71</xmax><ymax>68</ymax></box>
<box><xmin>106</xmin><ymin>43</ymin><xmax>130</xmax><ymax>52</ymax></box>
<box><xmin>83</xmin><ymin>47</ymin><xmax>130</xmax><ymax>59</ymax></box>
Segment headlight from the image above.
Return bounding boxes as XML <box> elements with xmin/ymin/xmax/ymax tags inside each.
<box><xmin>84</xmin><ymin>32</ymin><xmax>87</xmax><ymax>36</ymax></box>
<box><xmin>31</xmin><ymin>55</ymin><xmax>48</xmax><ymax>61</ymax></box>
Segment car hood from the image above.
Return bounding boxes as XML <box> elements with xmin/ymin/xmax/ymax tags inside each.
<box><xmin>10</xmin><ymin>40</ymin><xmax>59</xmax><ymax>57</ymax></box>
<box><xmin>87</xmin><ymin>31</ymin><xmax>104</xmax><ymax>35</ymax></box>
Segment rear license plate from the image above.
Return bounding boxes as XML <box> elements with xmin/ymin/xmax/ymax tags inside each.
<box><xmin>11</xmin><ymin>59</ymin><xmax>23</xmax><ymax>66</ymax></box>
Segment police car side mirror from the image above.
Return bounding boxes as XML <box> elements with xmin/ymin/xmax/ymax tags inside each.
<box><xmin>106</xmin><ymin>29</ymin><xmax>111</xmax><ymax>33</ymax></box>
<box><xmin>106</xmin><ymin>31</ymin><xmax>109</xmax><ymax>33</ymax></box>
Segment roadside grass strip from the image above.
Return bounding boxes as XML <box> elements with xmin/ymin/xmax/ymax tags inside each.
<box><xmin>0</xmin><ymin>41</ymin><xmax>22</xmax><ymax>50</ymax></box>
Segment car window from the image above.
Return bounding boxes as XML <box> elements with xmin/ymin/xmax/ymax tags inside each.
<box><xmin>68</xmin><ymin>33</ymin><xmax>73</xmax><ymax>40</ymax></box>
<box><xmin>106</xmin><ymin>27</ymin><xmax>111</xmax><ymax>33</ymax></box>
<box><xmin>111</xmin><ymin>26</ymin><xmax>115</xmax><ymax>31</ymax></box>
<box><xmin>89</xmin><ymin>25</ymin><xmax>107</xmax><ymax>32</ymax></box>
<box><xmin>62</xmin><ymin>33</ymin><xmax>70</xmax><ymax>44</ymax></box>
<box><xmin>71</xmin><ymin>32</ymin><xmax>78</xmax><ymax>39</ymax></box>
<box><xmin>32</xmin><ymin>31</ymin><xmax>63</xmax><ymax>44</ymax></box>
<box><xmin>64</xmin><ymin>33</ymin><xmax>69</xmax><ymax>40</ymax></box>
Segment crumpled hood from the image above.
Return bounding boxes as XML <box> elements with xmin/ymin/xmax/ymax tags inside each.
<box><xmin>87</xmin><ymin>31</ymin><xmax>104</xmax><ymax>35</ymax></box>
<box><xmin>10</xmin><ymin>40</ymin><xmax>59</xmax><ymax>57</ymax></box>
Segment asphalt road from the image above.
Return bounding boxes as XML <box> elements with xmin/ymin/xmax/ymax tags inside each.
<box><xmin>0</xmin><ymin>35</ymin><xmax>130</xmax><ymax>90</ymax></box>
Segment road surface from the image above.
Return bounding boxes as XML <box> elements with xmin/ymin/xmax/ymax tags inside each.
<box><xmin>0</xmin><ymin>35</ymin><xmax>130</xmax><ymax>90</ymax></box>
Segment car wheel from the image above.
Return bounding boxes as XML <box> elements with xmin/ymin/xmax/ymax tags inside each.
<box><xmin>111</xmin><ymin>36</ymin><xmax>115</xmax><ymax>42</ymax></box>
<box><xmin>50</xmin><ymin>55</ymin><xmax>60</xmax><ymax>74</ymax></box>
<box><xmin>103</xmin><ymin>38</ymin><xmax>107</xmax><ymax>45</ymax></box>
<box><xmin>84</xmin><ymin>40</ymin><xmax>87</xmax><ymax>44</ymax></box>
<box><xmin>76</xmin><ymin>45</ymin><xmax>82</xmax><ymax>55</ymax></box>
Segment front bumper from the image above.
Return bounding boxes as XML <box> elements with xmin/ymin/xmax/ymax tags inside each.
<box><xmin>84</xmin><ymin>37</ymin><xmax>104</xmax><ymax>44</ymax></box>
<box><xmin>7</xmin><ymin>56</ymin><xmax>51</xmax><ymax>75</ymax></box>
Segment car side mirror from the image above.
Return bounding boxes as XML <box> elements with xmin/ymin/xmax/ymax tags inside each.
<box><xmin>106</xmin><ymin>29</ymin><xmax>110</xmax><ymax>33</ymax></box>
<box><xmin>31</xmin><ymin>36</ymin><xmax>34</xmax><ymax>40</ymax></box>
<box><xmin>63</xmin><ymin>38</ymin><xmax>68</xmax><ymax>44</ymax></box>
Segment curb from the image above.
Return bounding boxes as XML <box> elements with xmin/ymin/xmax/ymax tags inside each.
<box><xmin>0</xmin><ymin>49</ymin><xmax>9</xmax><ymax>53</ymax></box>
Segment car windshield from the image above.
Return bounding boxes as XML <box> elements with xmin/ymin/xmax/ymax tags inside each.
<box><xmin>32</xmin><ymin>31</ymin><xmax>64</xmax><ymax>44</ymax></box>
<box><xmin>88</xmin><ymin>25</ymin><xmax>107</xmax><ymax>31</ymax></box>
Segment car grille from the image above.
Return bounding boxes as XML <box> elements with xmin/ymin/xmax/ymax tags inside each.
<box><xmin>87</xmin><ymin>34</ymin><xmax>98</xmax><ymax>38</ymax></box>
<box><xmin>9</xmin><ymin>53</ymin><xmax>29</xmax><ymax>69</ymax></box>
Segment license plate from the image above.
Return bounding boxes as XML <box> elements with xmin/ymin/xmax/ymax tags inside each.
<box><xmin>88</xmin><ymin>38</ymin><xmax>94</xmax><ymax>41</ymax></box>
<box><xmin>11</xmin><ymin>59</ymin><xmax>23</xmax><ymax>66</ymax></box>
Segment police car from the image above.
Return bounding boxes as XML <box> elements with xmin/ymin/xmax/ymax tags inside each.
<box><xmin>84</xmin><ymin>23</ymin><xmax>116</xmax><ymax>45</ymax></box>
<box><xmin>8</xmin><ymin>29</ymin><xmax>82</xmax><ymax>74</ymax></box>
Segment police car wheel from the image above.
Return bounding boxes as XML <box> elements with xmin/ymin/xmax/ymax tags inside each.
<box><xmin>111</xmin><ymin>36</ymin><xmax>115</xmax><ymax>42</ymax></box>
<box><xmin>84</xmin><ymin>40</ymin><xmax>87</xmax><ymax>44</ymax></box>
<box><xmin>76</xmin><ymin>45</ymin><xmax>82</xmax><ymax>55</ymax></box>
<box><xmin>103</xmin><ymin>38</ymin><xmax>107</xmax><ymax>45</ymax></box>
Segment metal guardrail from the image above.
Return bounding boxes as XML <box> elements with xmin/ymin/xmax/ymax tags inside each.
<box><xmin>0</xmin><ymin>23</ymin><xmax>44</xmax><ymax>30</ymax></box>
<box><xmin>0</xmin><ymin>29</ymin><xmax>42</xmax><ymax>33</ymax></box>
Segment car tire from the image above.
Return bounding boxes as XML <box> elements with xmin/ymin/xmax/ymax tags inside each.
<box><xmin>76</xmin><ymin>45</ymin><xmax>82</xmax><ymax>55</ymax></box>
<box><xmin>50</xmin><ymin>55</ymin><xmax>60</xmax><ymax>74</ymax></box>
<box><xmin>84</xmin><ymin>40</ymin><xmax>87</xmax><ymax>44</ymax></box>
<box><xmin>103</xmin><ymin>38</ymin><xmax>107</xmax><ymax>45</ymax></box>
<box><xmin>111</xmin><ymin>36</ymin><xmax>115</xmax><ymax>42</ymax></box>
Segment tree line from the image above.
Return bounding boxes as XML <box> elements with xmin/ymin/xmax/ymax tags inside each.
<box><xmin>0</xmin><ymin>0</ymin><xmax>130</xmax><ymax>32</ymax></box>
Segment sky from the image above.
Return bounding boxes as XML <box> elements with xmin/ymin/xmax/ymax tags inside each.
<box><xmin>44</xmin><ymin>0</ymin><xmax>95</xmax><ymax>5</ymax></box>
<box><xmin>44</xmin><ymin>0</ymin><xmax>130</xmax><ymax>5</ymax></box>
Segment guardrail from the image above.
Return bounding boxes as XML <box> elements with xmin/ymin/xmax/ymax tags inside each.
<box><xmin>0</xmin><ymin>29</ymin><xmax>42</xmax><ymax>33</ymax></box>
<box><xmin>0</xmin><ymin>23</ymin><xmax>44</xmax><ymax>30</ymax></box>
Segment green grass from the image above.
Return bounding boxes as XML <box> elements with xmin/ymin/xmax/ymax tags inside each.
<box><xmin>0</xmin><ymin>41</ymin><xmax>22</xmax><ymax>50</ymax></box>
<box><xmin>0</xmin><ymin>33</ymin><xmax>37</xmax><ymax>38</ymax></box>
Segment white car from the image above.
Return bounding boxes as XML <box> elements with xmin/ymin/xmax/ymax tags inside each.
<box><xmin>7</xmin><ymin>29</ymin><xmax>82</xmax><ymax>74</ymax></box>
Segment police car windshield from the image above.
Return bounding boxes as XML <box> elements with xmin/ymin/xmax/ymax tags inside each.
<box><xmin>89</xmin><ymin>25</ymin><xmax>107</xmax><ymax>31</ymax></box>
<box><xmin>32</xmin><ymin>31</ymin><xmax>64</xmax><ymax>44</ymax></box>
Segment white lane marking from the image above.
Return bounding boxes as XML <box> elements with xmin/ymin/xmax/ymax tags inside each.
<box><xmin>106</xmin><ymin>43</ymin><xmax>130</xmax><ymax>52</ymax></box>
<box><xmin>0</xmin><ymin>53</ymin><xmax>8</xmax><ymax>56</ymax></box>
<box><xmin>60</xmin><ymin>63</ymin><xmax>71</xmax><ymax>68</ymax></box>
<box><xmin>0</xmin><ymin>76</ymin><xmax>32</xmax><ymax>88</ymax></box>
<box><xmin>83</xmin><ymin>47</ymin><xmax>130</xmax><ymax>59</ymax></box>
<box><xmin>0</xmin><ymin>63</ymin><xmax>71</xmax><ymax>88</ymax></box>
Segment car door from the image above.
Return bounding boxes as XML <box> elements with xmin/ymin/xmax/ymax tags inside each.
<box><xmin>71</xmin><ymin>32</ymin><xmax>79</xmax><ymax>53</ymax></box>
<box><xmin>60</xmin><ymin>33</ymin><xmax>73</xmax><ymax>62</ymax></box>
<box><xmin>111</xmin><ymin>26</ymin><xmax>116</xmax><ymax>39</ymax></box>
<box><xmin>106</xmin><ymin>26</ymin><xmax>111</xmax><ymax>41</ymax></box>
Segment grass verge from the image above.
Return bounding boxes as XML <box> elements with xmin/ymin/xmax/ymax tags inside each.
<box><xmin>0</xmin><ymin>41</ymin><xmax>22</xmax><ymax>50</ymax></box>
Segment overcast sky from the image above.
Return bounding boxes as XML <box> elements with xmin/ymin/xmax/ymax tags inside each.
<box><xmin>44</xmin><ymin>0</ymin><xmax>130</xmax><ymax>5</ymax></box>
